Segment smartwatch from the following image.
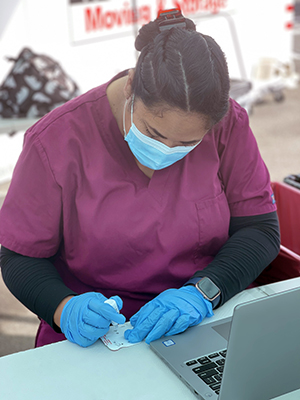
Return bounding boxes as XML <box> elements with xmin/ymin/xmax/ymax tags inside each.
<box><xmin>195</xmin><ymin>277</ymin><xmax>221</xmax><ymax>309</ymax></box>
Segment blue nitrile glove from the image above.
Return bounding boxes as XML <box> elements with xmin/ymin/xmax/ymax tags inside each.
<box><xmin>60</xmin><ymin>293</ymin><xmax>126</xmax><ymax>347</ymax></box>
<box><xmin>124</xmin><ymin>286</ymin><xmax>213</xmax><ymax>344</ymax></box>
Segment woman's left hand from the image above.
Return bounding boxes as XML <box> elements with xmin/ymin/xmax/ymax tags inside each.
<box><xmin>124</xmin><ymin>286</ymin><xmax>213</xmax><ymax>344</ymax></box>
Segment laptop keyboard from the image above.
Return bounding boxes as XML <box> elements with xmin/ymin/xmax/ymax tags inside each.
<box><xmin>185</xmin><ymin>349</ymin><xmax>227</xmax><ymax>395</ymax></box>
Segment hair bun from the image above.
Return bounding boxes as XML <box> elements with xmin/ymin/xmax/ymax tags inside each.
<box><xmin>135</xmin><ymin>17</ymin><xmax>197</xmax><ymax>52</ymax></box>
<box><xmin>135</xmin><ymin>21</ymin><xmax>160</xmax><ymax>52</ymax></box>
<box><xmin>185</xmin><ymin>19</ymin><xmax>196</xmax><ymax>31</ymax></box>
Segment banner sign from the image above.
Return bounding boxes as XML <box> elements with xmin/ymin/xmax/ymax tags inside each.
<box><xmin>68</xmin><ymin>0</ymin><xmax>229</xmax><ymax>45</ymax></box>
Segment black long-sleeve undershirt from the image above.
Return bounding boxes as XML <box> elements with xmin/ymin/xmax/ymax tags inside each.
<box><xmin>0</xmin><ymin>251</ymin><xmax>77</xmax><ymax>330</ymax></box>
<box><xmin>187</xmin><ymin>211</ymin><xmax>280</xmax><ymax>307</ymax></box>
<box><xmin>0</xmin><ymin>211</ymin><xmax>280</xmax><ymax>329</ymax></box>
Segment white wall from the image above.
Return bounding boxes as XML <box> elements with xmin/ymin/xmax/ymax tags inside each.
<box><xmin>0</xmin><ymin>0</ymin><xmax>294</xmax><ymax>90</ymax></box>
<box><xmin>191</xmin><ymin>0</ymin><xmax>294</xmax><ymax>80</ymax></box>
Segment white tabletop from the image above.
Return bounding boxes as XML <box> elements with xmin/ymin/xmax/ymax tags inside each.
<box><xmin>1</xmin><ymin>277</ymin><xmax>300</xmax><ymax>400</ymax></box>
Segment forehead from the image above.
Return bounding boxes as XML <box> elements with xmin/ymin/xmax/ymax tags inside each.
<box><xmin>134</xmin><ymin>99</ymin><xmax>210</xmax><ymax>137</ymax></box>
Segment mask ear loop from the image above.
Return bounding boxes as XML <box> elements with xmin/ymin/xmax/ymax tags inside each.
<box><xmin>123</xmin><ymin>95</ymin><xmax>135</xmax><ymax>138</ymax></box>
<box><xmin>123</xmin><ymin>98</ymin><xmax>128</xmax><ymax>138</ymax></box>
<box><xmin>131</xmin><ymin>94</ymin><xmax>135</xmax><ymax>126</ymax></box>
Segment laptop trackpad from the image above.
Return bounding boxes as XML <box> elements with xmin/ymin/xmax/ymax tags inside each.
<box><xmin>212</xmin><ymin>321</ymin><xmax>231</xmax><ymax>341</ymax></box>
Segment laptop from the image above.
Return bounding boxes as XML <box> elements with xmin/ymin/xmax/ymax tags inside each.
<box><xmin>150</xmin><ymin>287</ymin><xmax>300</xmax><ymax>400</ymax></box>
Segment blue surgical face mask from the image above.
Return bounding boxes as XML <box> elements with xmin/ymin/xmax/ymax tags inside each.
<box><xmin>123</xmin><ymin>97</ymin><xmax>201</xmax><ymax>170</ymax></box>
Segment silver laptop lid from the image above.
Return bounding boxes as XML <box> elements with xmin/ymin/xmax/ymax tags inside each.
<box><xmin>219</xmin><ymin>287</ymin><xmax>300</xmax><ymax>400</ymax></box>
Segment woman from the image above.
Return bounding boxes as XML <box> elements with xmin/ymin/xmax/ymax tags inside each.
<box><xmin>0</xmin><ymin>9</ymin><xmax>280</xmax><ymax>348</ymax></box>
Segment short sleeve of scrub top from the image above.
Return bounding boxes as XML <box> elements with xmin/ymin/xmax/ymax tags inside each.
<box><xmin>0</xmin><ymin>129</ymin><xmax>62</xmax><ymax>257</ymax></box>
<box><xmin>215</xmin><ymin>101</ymin><xmax>276</xmax><ymax>217</ymax></box>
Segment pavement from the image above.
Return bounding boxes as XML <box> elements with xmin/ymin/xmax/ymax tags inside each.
<box><xmin>0</xmin><ymin>84</ymin><xmax>300</xmax><ymax>358</ymax></box>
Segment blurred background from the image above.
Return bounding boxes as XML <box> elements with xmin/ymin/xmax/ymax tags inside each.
<box><xmin>0</xmin><ymin>0</ymin><xmax>299</xmax><ymax>357</ymax></box>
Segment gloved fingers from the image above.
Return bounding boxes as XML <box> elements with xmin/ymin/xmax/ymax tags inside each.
<box><xmin>165</xmin><ymin>314</ymin><xmax>191</xmax><ymax>336</ymax></box>
<box><xmin>144</xmin><ymin>308</ymin><xmax>180</xmax><ymax>344</ymax></box>
<box><xmin>88</xmin><ymin>297</ymin><xmax>124</xmax><ymax>321</ymax></box>
<box><xmin>64</xmin><ymin>319</ymin><xmax>103</xmax><ymax>348</ymax></box>
<box><xmin>70</xmin><ymin>329</ymin><xmax>105</xmax><ymax>348</ymax></box>
<box><xmin>129</xmin><ymin>302</ymin><xmax>157</xmax><ymax>327</ymax></box>
<box><xmin>96</xmin><ymin>303</ymin><xmax>126</xmax><ymax>324</ymax></box>
<box><xmin>82</xmin><ymin>309</ymin><xmax>113</xmax><ymax>328</ymax></box>
<box><xmin>76</xmin><ymin>337</ymin><xmax>98</xmax><ymax>348</ymax></box>
<box><xmin>125</xmin><ymin>306</ymin><xmax>165</xmax><ymax>343</ymax></box>
<box><xmin>88</xmin><ymin>294</ymin><xmax>123</xmax><ymax>314</ymax></box>
<box><xmin>110</xmin><ymin>312</ymin><xmax>126</xmax><ymax>325</ymax></box>
<box><xmin>64</xmin><ymin>330</ymin><xmax>94</xmax><ymax>347</ymax></box>
<box><xmin>124</xmin><ymin>328</ymin><xmax>136</xmax><ymax>342</ymax></box>
<box><xmin>178</xmin><ymin>286</ymin><xmax>214</xmax><ymax>317</ymax></box>
<box><xmin>109</xmin><ymin>295</ymin><xmax>123</xmax><ymax>311</ymax></box>
<box><xmin>78</xmin><ymin>320</ymin><xmax>110</xmax><ymax>340</ymax></box>
<box><xmin>88</xmin><ymin>296</ymin><xmax>107</xmax><ymax>314</ymax></box>
<box><xmin>60</xmin><ymin>292</ymin><xmax>126</xmax><ymax>348</ymax></box>
<box><xmin>103</xmin><ymin>296</ymin><xmax>126</xmax><ymax>324</ymax></box>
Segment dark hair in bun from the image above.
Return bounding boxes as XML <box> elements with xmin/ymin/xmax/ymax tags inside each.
<box><xmin>135</xmin><ymin>18</ymin><xmax>196</xmax><ymax>52</ymax></box>
<box><xmin>132</xmin><ymin>16</ymin><xmax>230</xmax><ymax>126</ymax></box>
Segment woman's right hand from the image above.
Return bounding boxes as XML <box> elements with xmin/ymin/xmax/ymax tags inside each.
<box><xmin>58</xmin><ymin>293</ymin><xmax>126</xmax><ymax>347</ymax></box>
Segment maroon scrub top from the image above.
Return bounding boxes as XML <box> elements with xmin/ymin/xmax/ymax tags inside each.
<box><xmin>0</xmin><ymin>71</ymin><xmax>276</xmax><ymax>346</ymax></box>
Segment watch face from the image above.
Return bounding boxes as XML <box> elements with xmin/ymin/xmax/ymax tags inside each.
<box><xmin>197</xmin><ymin>278</ymin><xmax>220</xmax><ymax>299</ymax></box>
